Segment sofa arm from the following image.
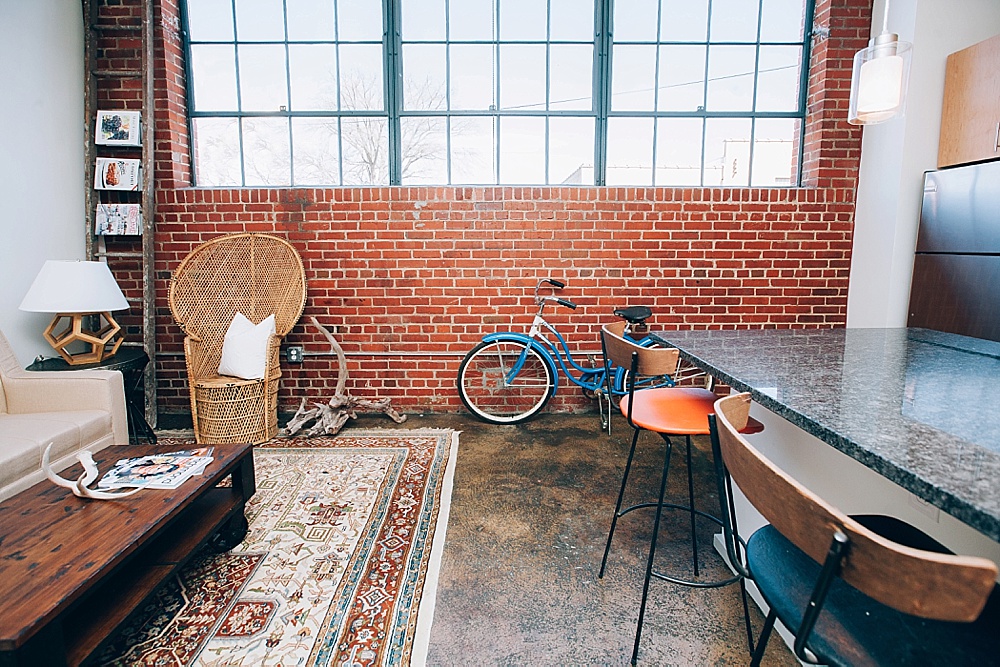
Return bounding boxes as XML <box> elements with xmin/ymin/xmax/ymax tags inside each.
<box><xmin>4</xmin><ymin>370</ymin><xmax>129</xmax><ymax>445</ymax></box>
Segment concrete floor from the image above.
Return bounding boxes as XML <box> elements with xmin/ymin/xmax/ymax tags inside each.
<box><xmin>349</xmin><ymin>410</ymin><xmax>798</xmax><ymax>666</ymax></box>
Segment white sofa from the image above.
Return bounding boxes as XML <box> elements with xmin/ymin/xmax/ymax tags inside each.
<box><xmin>0</xmin><ymin>328</ymin><xmax>128</xmax><ymax>502</ymax></box>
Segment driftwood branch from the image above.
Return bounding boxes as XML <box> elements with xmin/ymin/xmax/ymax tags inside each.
<box><xmin>282</xmin><ymin>317</ymin><xmax>406</xmax><ymax>437</ymax></box>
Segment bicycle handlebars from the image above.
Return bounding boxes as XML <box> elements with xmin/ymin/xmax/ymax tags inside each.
<box><xmin>556</xmin><ymin>298</ymin><xmax>577</xmax><ymax>310</ymax></box>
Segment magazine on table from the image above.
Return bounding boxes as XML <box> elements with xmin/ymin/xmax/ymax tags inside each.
<box><xmin>98</xmin><ymin>448</ymin><xmax>215</xmax><ymax>490</ymax></box>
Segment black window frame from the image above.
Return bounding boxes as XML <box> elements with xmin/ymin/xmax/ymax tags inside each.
<box><xmin>181</xmin><ymin>0</ymin><xmax>816</xmax><ymax>187</ymax></box>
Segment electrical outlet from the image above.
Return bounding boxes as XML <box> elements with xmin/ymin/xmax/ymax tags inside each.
<box><xmin>286</xmin><ymin>346</ymin><xmax>304</xmax><ymax>363</ymax></box>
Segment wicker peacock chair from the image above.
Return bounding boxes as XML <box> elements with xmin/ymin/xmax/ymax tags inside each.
<box><xmin>168</xmin><ymin>234</ymin><xmax>306</xmax><ymax>444</ymax></box>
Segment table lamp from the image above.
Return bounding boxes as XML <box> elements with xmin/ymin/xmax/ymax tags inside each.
<box><xmin>19</xmin><ymin>260</ymin><xmax>129</xmax><ymax>365</ymax></box>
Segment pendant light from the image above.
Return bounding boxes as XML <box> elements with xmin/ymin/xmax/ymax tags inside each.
<box><xmin>848</xmin><ymin>0</ymin><xmax>913</xmax><ymax>125</ymax></box>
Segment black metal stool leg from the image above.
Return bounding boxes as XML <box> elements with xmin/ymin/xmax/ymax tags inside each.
<box><xmin>600</xmin><ymin>427</ymin><xmax>642</xmax><ymax>578</ymax></box>
<box><xmin>631</xmin><ymin>435</ymin><xmax>673</xmax><ymax>665</ymax></box>
<box><xmin>684</xmin><ymin>434</ymin><xmax>700</xmax><ymax>577</ymax></box>
<box><xmin>750</xmin><ymin>609</ymin><xmax>777</xmax><ymax>667</ymax></box>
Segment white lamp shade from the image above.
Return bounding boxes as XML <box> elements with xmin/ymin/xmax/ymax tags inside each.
<box><xmin>19</xmin><ymin>260</ymin><xmax>129</xmax><ymax>313</ymax></box>
<box><xmin>848</xmin><ymin>35</ymin><xmax>912</xmax><ymax>125</ymax></box>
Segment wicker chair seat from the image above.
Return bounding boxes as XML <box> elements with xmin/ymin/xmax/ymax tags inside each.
<box><xmin>169</xmin><ymin>234</ymin><xmax>306</xmax><ymax>444</ymax></box>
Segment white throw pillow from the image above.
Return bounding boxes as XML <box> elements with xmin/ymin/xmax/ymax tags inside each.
<box><xmin>218</xmin><ymin>312</ymin><xmax>276</xmax><ymax>380</ymax></box>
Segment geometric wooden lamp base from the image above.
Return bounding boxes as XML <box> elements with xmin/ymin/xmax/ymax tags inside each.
<box><xmin>42</xmin><ymin>312</ymin><xmax>124</xmax><ymax>365</ymax></box>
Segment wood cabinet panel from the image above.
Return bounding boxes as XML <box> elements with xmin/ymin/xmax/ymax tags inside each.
<box><xmin>938</xmin><ymin>33</ymin><xmax>1000</xmax><ymax>169</ymax></box>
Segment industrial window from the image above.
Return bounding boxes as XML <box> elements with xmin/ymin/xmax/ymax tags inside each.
<box><xmin>183</xmin><ymin>0</ymin><xmax>814</xmax><ymax>187</ymax></box>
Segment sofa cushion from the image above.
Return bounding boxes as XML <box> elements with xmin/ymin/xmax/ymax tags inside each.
<box><xmin>0</xmin><ymin>411</ymin><xmax>112</xmax><ymax>462</ymax></box>
<box><xmin>0</xmin><ymin>436</ymin><xmax>42</xmax><ymax>494</ymax></box>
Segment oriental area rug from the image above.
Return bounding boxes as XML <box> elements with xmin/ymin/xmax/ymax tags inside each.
<box><xmin>96</xmin><ymin>429</ymin><xmax>459</xmax><ymax>667</ymax></box>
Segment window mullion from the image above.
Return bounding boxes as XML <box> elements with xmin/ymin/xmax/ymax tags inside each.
<box><xmin>385</xmin><ymin>0</ymin><xmax>403</xmax><ymax>185</ymax></box>
<box><xmin>594</xmin><ymin>0</ymin><xmax>612</xmax><ymax>187</ymax></box>
<box><xmin>797</xmin><ymin>0</ymin><xmax>818</xmax><ymax>186</ymax></box>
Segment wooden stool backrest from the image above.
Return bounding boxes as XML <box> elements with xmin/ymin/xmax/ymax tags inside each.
<box><xmin>713</xmin><ymin>392</ymin><xmax>998</xmax><ymax>622</ymax></box>
<box><xmin>601</xmin><ymin>321</ymin><xmax>679</xmax><ymax>377</ymax></box>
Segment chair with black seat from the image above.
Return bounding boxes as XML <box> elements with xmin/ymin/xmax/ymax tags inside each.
<box><xmin>710</xmin><ymin>392</ymin><xmax>1000</xmax><ymax>667</ymax></box>
<box><xmin>598</xmin><ymin>321</ymin><xmax>764</xmax><ymax>664</ymax></box>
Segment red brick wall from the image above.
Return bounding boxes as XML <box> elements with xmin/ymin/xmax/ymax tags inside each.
<box><xmin>120</xmin><ymin>0</ymin><xmax>872</xmax><ymax>417</ymax></box>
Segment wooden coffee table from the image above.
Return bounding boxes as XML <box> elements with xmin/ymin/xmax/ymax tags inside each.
<box><xmin>0</xmin><ymin>442</ymin><xmax>255</xmax><ymax>666</ymax></box>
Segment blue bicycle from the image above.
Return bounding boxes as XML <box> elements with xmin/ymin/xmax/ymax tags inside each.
<box><xmin>457</xmin><ymin>279</ymin><xmax>675</xmax><ymax>426</ymax></box>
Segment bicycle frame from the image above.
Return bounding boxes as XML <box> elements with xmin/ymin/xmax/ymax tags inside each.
<box><xmin>525</xmin><ymin>314</ymin><xmax>605</xmax><ymax>392</ymax></box>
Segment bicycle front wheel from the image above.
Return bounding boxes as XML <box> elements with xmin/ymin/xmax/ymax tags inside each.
<box><xmin>457</xmin><ymin>340</ymin><xmax>555</xmax><ymax>424</ymax></box>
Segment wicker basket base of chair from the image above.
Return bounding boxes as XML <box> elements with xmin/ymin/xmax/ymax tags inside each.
<box><xmin>191</xmin><ymin>374</ymin><xmax>279</xmax><ymax>444</ymax></box>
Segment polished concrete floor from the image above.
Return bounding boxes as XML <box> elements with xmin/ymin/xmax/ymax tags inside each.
<box><xmin>347</xmin><ymin>410</ymin><xmax>798</xmax><ymax>666</ymax></box>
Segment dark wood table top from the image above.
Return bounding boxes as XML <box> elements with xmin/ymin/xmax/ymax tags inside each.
<box><xmin>650</xmin><ymin>327</ymin><xmax>1000</xmax><ymax>542</ymax></box>
<box><xmin>0</xmin><ymin>442</ymin><xmax>253</xmax><ymax>649</ymax></box>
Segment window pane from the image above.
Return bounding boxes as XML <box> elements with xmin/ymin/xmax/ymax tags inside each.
<box><xmin>656</xmin><ymin>118</ymin><xmax>703</xmax><ymax>185</ymax></box>
<box><xmin>187</xmin><ymin>0</ymin><xmax>234</xmax><ymax>41</ymax></box>
<box><xmin>606</xmin><ymin>117</ymin><xmax>653</xmax><ymax>185</ymax></box>
<box><xmin>613</xmin><ymin>0</ymin><xmax>659</xmax><ymax>42</ymax></box>
<box><xmin>192</xmin><ymin>117</ymin><xmax>242</xmax><ymax>186</ymax></box>
<box><xmin>751</xmin><ymin>118</ymin><xmax>798</xmax><ymax>186</ymax></box>
<box><xmin>500</xmin><ymin>0</ymin><xmax>546</xmax><ymax>41</ymax></box>
<box><xmin>658</xmin><ymin>45</ymin><xmax>706</xmax><ymax>111</ymax></box>
<box><xmin>550</xmin><ymin>0</ymin><xmax>594</xmax><ymax>41</ymax></box>
<box><xmin>709</xmin><ymin>0</ymin><xmax>760</xmax><ymax>43</ymax></box>
<box><xmin>402</xmin><ymin>44</ymin><xmax>447</xmax><ymax>111</ymax></box>
<box><xmin>451</xmin><ymin>116</ymin><xmax>496</xmax><ymax>184</ymax></box>
<box><xmin>611</xmin><ymin>45</ymin><xmax>656</xmax><ymax>111</ymax></box>
<box><xmin>341</xmin><ymin>116</ymin><xmax>389</xmax><ymax>184</ymax></box>
<box><xmin>292</xmin><ymin>117</ymin><xmax>341</xmax><ymax>185</ymax></box>
<box><xmin>549</xmin><ymin>117</ymin><xmax>594</xmax><ymax>184</ymax></box>
<box><xmin>756</xmin><ymin>45</ymin><xmax>801</xmax><ymax>111</ymax></box>
<box><xmin>289</xmin><ymin>45</ymin><xmax>338</xmax><ymax>110</ymax></box>
<box><xmin>499</xmin><ymin>117</ymin><xmax>544</xmax><ymax>184</ymax></box>
<box><xmin>401</xmin><ymin>116</ymin><xmax>448</xmax><ymax>183</ymax></box>
<box><xmin>336</xmin><ymin>0</ymin><xmax>383</xmax><ymax>41</ymax></box>
<box><xmin>500</xmin><ymin>45</ymin><xmax>546</xmax><ymax>111</ymax></box>
<box><xmin>190</xmin><ymin>45</ymin><xmax>238</xmax><ymax>111</ymax></box>
<box><xmin>235</xmin><ymin>0</ymin><xmax>284</xmax><ymax>41</ymax></box>
<box><xmin>286</xmin><ymin>0</ymin><xmax>335</xmax><ymax>41</ymax></box>
<box><xmin>402</xmin><ymin>0</ymin><xmax>446</xmax><ymax>40</ymax></box>
<box><xmin>704</xmin><ymin>117</ymin><xmax>751</xmax><ymax>186</ymax></box>
<box><xmin>549</xmin><ymin>45</ymin><xmax>593</xmax><ymax>110</ymax></box>
<box><xmin>238</xmin><ymin>44</ymin><xmax>289</xmax><ymax>111</ymax></box>
<box><xmin>451</xmin><ymin>0</ymin><xmax>496</xmax><ymax>41</ymax></box>
<box><xmin>660</xmin><ymin>0</ymin><xmax>708</xmax><ymax>42</ymax></box>
<box><xmin>338</xmin><ymin>44</ymin><xmax>385</xmax><ymax>110</ymax></box>
<box><xmin>760</xmin><ymin>0</ymin><xmax>807</xmax><ymax>42</ymax></box>
<box><xmin>450</xmin><ymin>44</ymin><xmax>496</xmax><ymax>110</ymax></box>
<box><xmin>706</xmin><ymin>45</ymin><xmax>755</xmax><ymax>111</ymax></box>
<box><xmin>242</xmin><ymin>117</ymin><xmax>291</xmax><ymax>185</ymax></box>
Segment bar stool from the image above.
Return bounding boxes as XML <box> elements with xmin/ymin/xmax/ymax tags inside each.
<box><xmin>598</xmin><ymin>322</ymin><xmax>763</xmax><ymax>664</ymax></box>
<box><xmin>710</xmin><ymin>393</ymin><xmax>1000</xmax><ymax>667</ymax></box>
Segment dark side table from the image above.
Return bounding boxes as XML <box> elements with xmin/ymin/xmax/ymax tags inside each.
<box><xmin>26</xmin><ymin>346</ymin><xmax>157</xmax><ymax>445</ymax></box>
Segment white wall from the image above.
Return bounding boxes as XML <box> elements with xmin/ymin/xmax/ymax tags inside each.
<box><xmin>0</xmin><ymin>0</ymin><xmax>85</xmax><ymax>365</ymax></box>
<box><xmin>847</xmin><ymin>0</ymin><xmax>1000</xmax><ymax>327</ymax></box>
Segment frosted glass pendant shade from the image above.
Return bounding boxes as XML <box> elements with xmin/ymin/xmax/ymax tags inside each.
<box><xmin>849</xmin><ymin>32</ymin><xmax>912</xmax><ymax>125</ymax></box>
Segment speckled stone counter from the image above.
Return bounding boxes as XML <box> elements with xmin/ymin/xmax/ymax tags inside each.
<box><xmin>650</xmin><ymin>327</ymin><xmax>1000</xmax><ymax>543</ymax></box>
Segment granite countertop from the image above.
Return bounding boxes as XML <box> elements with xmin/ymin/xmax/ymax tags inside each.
<box><xmin>650</xmin><ymin>327</ymin><xmax>1000</xmax><ymax>542</ymax></box>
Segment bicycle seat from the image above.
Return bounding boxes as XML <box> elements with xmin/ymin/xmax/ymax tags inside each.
<box><xmin>614</xmin><ymin>306</ymin><xmax>653</xmax><ymax>324</ymax></box>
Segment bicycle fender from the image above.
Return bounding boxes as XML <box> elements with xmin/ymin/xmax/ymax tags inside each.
<box><xmin>480</xmin><ymin>332</ymin><xmax>560</xmax><ymax>395</ymax></box>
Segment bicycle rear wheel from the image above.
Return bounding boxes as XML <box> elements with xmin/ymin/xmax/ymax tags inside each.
<box><xmin>457</xmin><ymin>340</ymin><xmax>555</xmax><ymax>424</ymax></box>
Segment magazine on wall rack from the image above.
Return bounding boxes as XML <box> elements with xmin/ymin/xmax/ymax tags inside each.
<box><xmin>96</xmin><ymin>110</ymin><xmax>142</xmax><ymax>146</ymax></box>
<box><xmin>96</xmin><ymin>203</ymin><xmax>142</xmax><ymax>235</ymax></box>
<box><xmin>98</xmin><ymin>448</ymin><xmax>215</xmax><ymax>490</ymax></box>
<box><xmin>95</xmin><ymin>157</ymin><xmax>142</xmax><ymax>191</ymax></box>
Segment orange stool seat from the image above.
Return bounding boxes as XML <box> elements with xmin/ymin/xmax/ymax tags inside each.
<box><xmin>621</xmin><ymin>387</ymin><xmax>765</xmax><ymax>435</ymax></box>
